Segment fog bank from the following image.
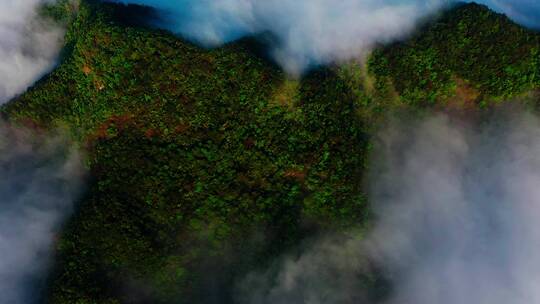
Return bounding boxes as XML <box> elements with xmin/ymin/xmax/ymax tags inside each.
<box><xmin>0</xmin><ymin>0</ymin><xmax>64</xmax><ymax>103</ymax></box>
<box><xmin>0</xmin><ymin>123</ymin><xmax>84</xmax><ymax>304</ymax></box>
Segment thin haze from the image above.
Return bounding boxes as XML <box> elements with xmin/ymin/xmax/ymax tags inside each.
<box><xmin>237</xmin><ymin>110</ymin><xmax>540</xmax><ymax>303</ymax></box>
<box><xmin>0</xmin><ymin>0</ymin><xmax>64</xmax><ymax>104</ymax></box>
<box><xmin>0</xmin><ymin>124</ymin><xmax>83</xmax><ymax>304</ymax></box>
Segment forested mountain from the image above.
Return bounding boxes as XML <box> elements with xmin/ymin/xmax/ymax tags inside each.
<box><xmin>3</xmin><ymin>1</ymin><xmax>539</xmax><ymax>303</ymax></box>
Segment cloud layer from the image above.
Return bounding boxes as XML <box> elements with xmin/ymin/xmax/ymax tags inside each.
<box><xmin>0</xmin><ymin>0</ymin><xmax>64</xmax><ymax>104</ymax></box>
<box><xmin>369</xmin><ymin>111</ymin><xmax>540</xmax><ymax>303</ymax></box>
<box><xmin>236</xmin><ymin>109</ymin><xmax>540</xmax><ymax>304</ymax></box>
<box><xmin>0</xmin><ymin>124</ymin><xmax>84</xmax><ymax>304</ymax></box>
<box><xmin>114</xmin><ymin>0</ymin><xmax>446</xmax><ymax>74</ymax></box>
<box><xmin>111</xmin><ymin>0</ymin><xmax>540</xmax><ymax>74</ymax></box>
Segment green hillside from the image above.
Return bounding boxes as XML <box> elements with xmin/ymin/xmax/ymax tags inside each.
<box><xmin>2</xmin><ymin>1</ymin><xmax>539</xmax><ymax>303</ymax></box>
<box><xmin>369</xmin><ymin>3</ymin><xmax>540</xmax><ymax>106</ymax></box>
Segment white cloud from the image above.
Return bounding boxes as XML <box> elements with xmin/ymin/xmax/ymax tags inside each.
<box><xmin>0</xmin><ymin>0</ymin><xmax>64</xmax><ymax>103</ymax></box>
<box><xmin>368</xmin><ymin>110</ymin><xmax>540</xmax><ymax>303</ymax></box>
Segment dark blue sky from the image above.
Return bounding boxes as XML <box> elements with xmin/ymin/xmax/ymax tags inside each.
<box><xmin>116</xmin><ymin>0</ymin><xmax>540</xmax><ymax>31</ymax></box>
<box><xmin>472</xmin><ymin>0</ymin><xmax>540</xmax><ymax>29</ymax></box>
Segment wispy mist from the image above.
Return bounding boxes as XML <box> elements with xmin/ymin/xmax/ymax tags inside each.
<box><xmin>0</xmin><ymin>123</ymin><xmax>84</xmax><ymax>304</ymax></box>
<box><xmin>0</xmin><ymin>0</ymin><xmax>64</xmax><ymax>104</ymax></box>
<box><xmin>236</xmin><ymin>109</ymin><xmax>540</xmax><ymax>303</ymax></box>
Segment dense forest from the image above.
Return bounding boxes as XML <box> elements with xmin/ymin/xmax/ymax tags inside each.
<box><xmin>2</xmin><ymin>1</ymin><xmax>539</xmax><ymax>303</ymax></box>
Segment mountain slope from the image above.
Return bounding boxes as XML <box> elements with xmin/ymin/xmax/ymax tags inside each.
<box><xmin>8</xmin><ymin>2</ymin><xmax>369</xmax><ymax>303</ymax></box>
